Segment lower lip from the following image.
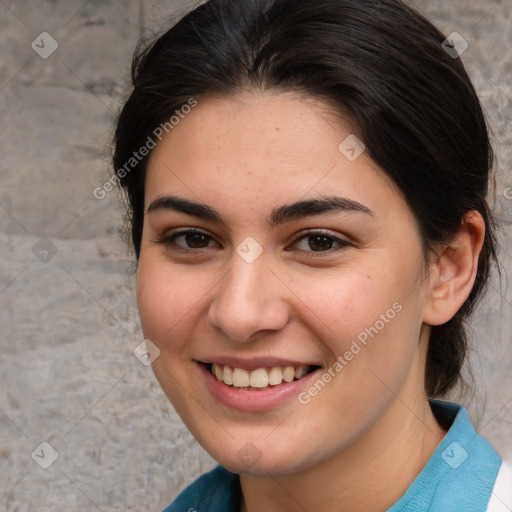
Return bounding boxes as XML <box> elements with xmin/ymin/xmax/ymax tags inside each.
<box><xmin>199</xmin><ymin>363</ymin><xmax>321</xmax><ymax>411</ymax></box>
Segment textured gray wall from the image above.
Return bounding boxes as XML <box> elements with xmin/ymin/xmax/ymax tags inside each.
<box><xmin>0</xmin><ymin>1</ymin><xmax>510</xmax><ymax>510</ymax></box>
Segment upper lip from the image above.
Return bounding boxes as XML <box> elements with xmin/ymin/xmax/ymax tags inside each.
<box><xmin>196</xmin><ymin>356</ymin><xmax>321</xmax><ymax>371</ymax></box>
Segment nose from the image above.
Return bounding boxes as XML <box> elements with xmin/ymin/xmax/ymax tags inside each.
<box><xmin>207</xmin><ymin>251</ymin><xmax>290</xmax><ymax>342</ymax></box>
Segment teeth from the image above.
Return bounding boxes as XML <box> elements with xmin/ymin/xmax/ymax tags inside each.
<box><xmin>210</xmin><ymin>363</ymin><xmax>312</xmax><ymax>389</ymax></box>
<box><xmin>295</xmin><ymin>366</ymin><xmax>307</xmax><ymax>379</ymax></box>
<box><xmin>213</xmin><ymin>363</ymin><xmax>223</xmax><ymax>381</ymax></box>
<box><xmin>223</xmin><ymin>365</ymin><xmax>233</xmax><ymax>386</ymax></box>
<box><xmin>282</xmin><ymin>366</ymin><xmax>295</xmax><ymax>382</ymax></box>
<box><xmin>232</xmin><ymin>368</ymin><xmax>250</xmax><ymax>387</ymax></box>
<box><xmin>249</xmin><ymin>368</ymin><xmax>269</xmax><ymax>388</ymax></box>
<box><xmin>268</xmin><ymin>367</ymin><xmax>283</xmax><ymax>385</ymax></box>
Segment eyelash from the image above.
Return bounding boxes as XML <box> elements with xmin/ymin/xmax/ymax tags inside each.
<box><xmin>155</xmin><ymin>228</ymin><xmax>352</xmax><ymax>259</ymax></box>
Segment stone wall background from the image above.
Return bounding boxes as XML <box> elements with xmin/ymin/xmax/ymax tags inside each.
<box><xmin>0</xmin><ymin>1</ymin><xmax>510</xmax><ymax>510</ymax></box>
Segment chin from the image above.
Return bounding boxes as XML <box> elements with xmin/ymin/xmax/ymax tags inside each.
<box><xmin>220</xmin><ymin>455</ymin><xmax>297</xmax><ymax>476</ymax></box>
<box><xmin>198</xmin><ymin>435</ymin><xmax>312</xmax><ymax>476</ymax></box>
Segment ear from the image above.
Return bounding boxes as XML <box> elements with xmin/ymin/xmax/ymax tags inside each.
<box><xmin>423</xmin><ymin>211</ymin><xmax>486</xmax><ymax>326</ymax></box>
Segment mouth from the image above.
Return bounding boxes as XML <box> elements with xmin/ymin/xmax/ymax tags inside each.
<box><xmin>204</xmin><ymin>362</ymin><xmax>321</xmax><ymax>391</ymax></box>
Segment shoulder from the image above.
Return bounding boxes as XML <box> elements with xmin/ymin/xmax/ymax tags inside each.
<box><xmin>162</xmin><ymin>465</ymin><xmax>241</xmax><ymax>512</ymax></box>
<box><xmin>486</xmin><ymin>460</ymin><xmax>512</xmax><ymax>512</ymax></box>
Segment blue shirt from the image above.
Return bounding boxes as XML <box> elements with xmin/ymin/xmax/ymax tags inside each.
<box><xmin>163</xmin><ymin>400</ymin><xmax>502</xmax><ymax>512</ymax></box>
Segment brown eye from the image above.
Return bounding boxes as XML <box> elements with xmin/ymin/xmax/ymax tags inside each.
<box><xmin>183</xmin><ymin>232</ymin><xmax>211</xmax><ymax>248</ymax></box>
<box><xmin>157</xmin><ymin>229</ymin><xmax>217</xmax><ymax>250</ymax></box>
<box><xmin>291</xmin><ymin>230</ymin><xmax>352</xmax><ymax>258</ymax></box>
<box><xmin>307</xmin><ymin>234</ymin><xmax>335</xmax><ymax>252</ymax></box>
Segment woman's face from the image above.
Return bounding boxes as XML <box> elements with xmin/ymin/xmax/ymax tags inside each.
<box><xmin>137</xmin><ymin>91</ymin><xmax>433</xmax><ymax>475</ymax></box>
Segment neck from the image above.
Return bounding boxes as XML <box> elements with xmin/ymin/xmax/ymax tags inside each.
<box><xmin>239</xmin><ymin>395</ymin><xmax>446</xmax><ymax>512</ymax></box>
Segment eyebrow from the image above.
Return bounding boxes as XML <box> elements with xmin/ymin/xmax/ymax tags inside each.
<box><xmin>147</xmin><ymin>194</ymin><xmax>373</xmax><ymax>227</ymax></box>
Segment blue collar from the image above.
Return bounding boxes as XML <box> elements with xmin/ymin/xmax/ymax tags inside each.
<box><xmin>387</xmin><ymin>400</ymin><xmax>501</xmax><ymax>511</ymax></box>
<box><xmin>164</xmin><ymin>400</ymin><xmax>501</xmax><ymax>512</ymax></box>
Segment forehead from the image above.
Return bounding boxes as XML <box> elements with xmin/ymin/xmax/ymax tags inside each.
<box><xmin>150</xmin><ymin>91</ymin><xmax>356</xmax><ymax>161</ymax></box>
<box><xmin>144</xmin><ymin>91</ymin><xmax>403</xmax><ymax>218</ymax></box>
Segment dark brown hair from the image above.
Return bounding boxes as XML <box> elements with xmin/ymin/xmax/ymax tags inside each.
<box><xmin>113</xmin><ymin>0</ymin><xmax>498</xmax><ymax>398</ymax></box>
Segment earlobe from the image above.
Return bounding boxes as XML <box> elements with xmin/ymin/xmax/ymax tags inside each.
<box><xmin>423</xmin><ymin>211</ymin><xmax>485</xmax><ymax>326</ymax></box>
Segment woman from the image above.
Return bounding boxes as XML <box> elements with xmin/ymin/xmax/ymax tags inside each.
<box><xmin>113</xmin><ymin>0</ymin><xmax>511</xmax><ymax>510</ymax></box>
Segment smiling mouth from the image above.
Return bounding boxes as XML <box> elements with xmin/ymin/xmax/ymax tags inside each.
<box><xmin>205</xmin><ymin>362</ymin><xmax>320</xmax><ymax>390</ymax></box>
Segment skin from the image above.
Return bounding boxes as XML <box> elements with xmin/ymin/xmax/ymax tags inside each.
<box><xmin>136</xmin><ymin>91</ymin><xmax>485</xmax><ymax>512</ymax></box>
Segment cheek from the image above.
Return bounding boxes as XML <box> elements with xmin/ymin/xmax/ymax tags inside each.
<box><xmin>300</xmin><ymin>264</ymin><xmax>423</xmax><ymax>378</ymax></box>
<box><xmin>296</xmin><ymin>269</ymin><xmax>397</xmax><ymax>341</ymax></box>
<box><xmin>135</xmin><ymin>255</ymin><xmax>204</xmax><ymax>350</ymax></box>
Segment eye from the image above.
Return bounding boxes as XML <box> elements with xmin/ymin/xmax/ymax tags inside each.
<box><xmin>291</xmin><ymin>230</ymin><xmax>352</xmax><ymax>257</ymax></box>
<box><xmin>156</xmin><ymin>228</ymin><xmax>217</xmax><ymax>250</ymax></box>
<box><xmin>155</xmin><ymin>228</ymin><xmax>352</xmax><ymax>257</ymax></box>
